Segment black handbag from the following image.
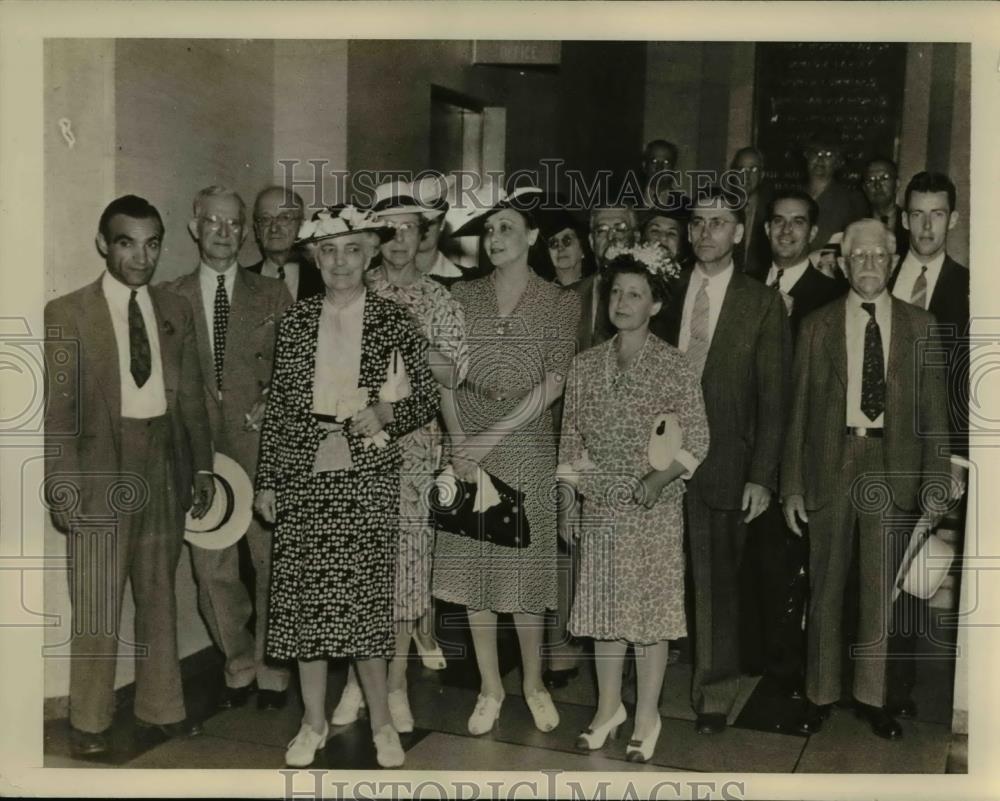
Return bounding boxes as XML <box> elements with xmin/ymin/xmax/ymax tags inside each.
<box><xmin>429</xmin><ymin>469</ymin><xmax>531</xmax><ymax>549</ymax></box>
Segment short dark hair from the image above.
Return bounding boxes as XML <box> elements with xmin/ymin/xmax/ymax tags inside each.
<box><xmin>864</xmin><ymin>157</ymin><xmax>898</xmax><ymax>178</ymax></box>
<box><xmin>98</xmin><ymin>195</ymin><xmax>164</xmax><ymax>240</ymax></box>
<box><xmin>690</xmin><ymin>185</ymin><xmax>745</xmax><ymax>226</ymax></box>
<box><xmin>730</xmin><ymin>146</ymin><xmax>763</xmax><ymax>168</ymax></box>
<box><xmin>643</xmin><ymin>139</ymin><xmax>679</xmax><ymax>166</ymax></box>
<box><xmin>604</xmin><ymin>252</ymin><xmax>671</xmax><ymax>304</ymax></box>
<box><xmin>766</xmin><ymin>188</ymin><xmax>820</xmax><ymax>227</ymax></box>
<box><xmin>904</xmin><ymin>171</ymin><xmax>957</xmax><ymax>213</ymax></box>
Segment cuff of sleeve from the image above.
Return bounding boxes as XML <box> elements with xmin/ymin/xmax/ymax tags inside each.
<box><xmin>950</xmin><ymin>454</ymin><xmax>971</xmax><ymax>469</ymax></box>
<box><xmin>196</xmin><ymin>469</ymin><xmax>214</xmax><ymax>475</ymax></box>
<box><xmin>675</xmin><ymin>449</ymin><xmax>700</xmax><ymax>480</ymax></box>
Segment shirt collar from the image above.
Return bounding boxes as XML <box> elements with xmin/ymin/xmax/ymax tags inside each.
<box><xmin>693</xmin><ymin>260</ymin><xmax>734</xmax><ymax>286</ymax></box>
<box><xmin>770</xmin><ymin>258</ymin><xmax>810</xmax><ymax>283</ymax></box>
<box><xmin>901</xmin><ymin>249</ymin><xmax>946</xmax><ymax>276</ymax></box>
<box><xmin>199</xmin><ymin>261</ymin><xmax>239</xmax><ymax>282</ymax></box>
<box><xmin>102</xmin><ymin>270</ymin><xmax>150</xmax><ymax>303</ymax></box>
<box><xmin>263</xmin><ymin>257</ymin><xmax>296</xmax><ymax>272</ymax></box>
<box><xmin>848</xmin><ymin>288</ymin><xmax>891</xmax><ymax>314</ymax></box>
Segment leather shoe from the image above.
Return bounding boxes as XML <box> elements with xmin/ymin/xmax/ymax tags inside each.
<box><xmin>886</xmin><ymin>698</ymin><xmax>917</xmax><ymax>719</ymax></box>
<box><xmin>855</xmin><ymin>702</ymin><xmax>902</xmax><ymax>740</ymax></box>
<box><xmin>70</xmin><ymin>727</ymin><xmax>110</xmax><ymax>757</ymax></box>
<box><xmin>218</xmin><ymin>683</ymin><xmax>255</xmax><ymax>710</ymax></box>
<box><xmin>542</xmin><ymin>666</ymin><xmax>579</xmax><ymax>690</ymax></box>
<box><xmin>695</xmin><ymin>713</ymin><xmax>726</xmax><ymax>735</ymax></box>
<box><xmin>257</xmin><ymin>689</ymin><xmax>289</xmax><ymax>711</ymax></box>
<box><xmin>135</xmin><ymin>717</ymin><xmax>203</xmax><ymax>738</ymax></box>
<box><xmin>794</xmin><ymin>701</ymin><xmax>831</xmax><ymax>735</ymax></box>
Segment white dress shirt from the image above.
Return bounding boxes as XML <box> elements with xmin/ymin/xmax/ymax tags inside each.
<box><xmin>892</xmin><ymin>251</ymin><xmax>946</xmax><ymax>310</ymax></box>
<box><xmin>765</xmin><ymin>258</ymin><xmax>811</xmax><ymax>294</ymax></box>
<box><xmin>845</xmin><ymin>289</ymin><xmax>892</xmax><ymax>428</ymax></box>
<box><xmin>313</xmin><ymin>289</ymin><xmax>365</xmax><ymax>416</ymax></box>
<box><xmin>678</xmin><ymin>261</ymin><xmax>734</xmax><ymax>353</ymax></box>
<box><xmin>259</xmin><ymin>258</ymin><xmax>299</xmax><ymax>300</ymax></box>
<box><xmin>198</xmin><ymin>261</ymin><xmax>238</xmax><ymax>357</ymax></box>
<box><xmin>101</xmin><ymin>271</ymin><xmax>167</xmax><ymax>418</ymax></box>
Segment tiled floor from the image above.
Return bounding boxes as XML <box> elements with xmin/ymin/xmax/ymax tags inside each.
<box><xmin>44</xmin><ymin>603</ymin><xmax>960</xmax><ymax>773</ymax></box>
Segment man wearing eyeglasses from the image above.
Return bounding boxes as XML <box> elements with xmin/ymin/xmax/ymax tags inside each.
<box><xmin>653</xmin><ymin>188</ymin><xmax>791</xmax><ymax>735</ymax></box>
<box><xmin>729</xmin><ymin>147</ymin><xmax>773</xmax><ymax>276</ymax></box>
<box><xmin>861</xmin><ymin>159</ymin><xmax>907</xmax><ymax>257</ymax></box>
<box><xmin>165</xmin><ymin>185</ymin><xmax>293</xmax><ymax>712</ymax></box>
<box><xmin>577</xmin><ymin>206</ymin><xmax>639</xmax><ymax>349</ymax></box>
<box><xmin>802</xmin><ymin>136</ymin><xmax>867</xmax><ymax>250</ymax></box>
<box><xmin>641</xmin><ymin>139</ymin><xmax>680</xmax><ymax>201</ymax></box>
<box><xmin>245</xmin><ymin>186</ymin><xmax>324</xmax><ymax>300</ymax></box>
<box><xmin>782</xmin><ymin>219</ymin><xmax>950</xmax><ymax>740</ymax></box>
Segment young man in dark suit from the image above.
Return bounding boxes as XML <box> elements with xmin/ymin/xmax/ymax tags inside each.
<box><xmin>45</xmin><ymin>195</ymin><xmax>215</xmax><ymax>756</ymax></box>
<box><xmin>652</xmin><ymin>187</ymin><xmax>791</xmax><ymax>734</ymax></box>
<box><xmin>783</xmin><ymin>219</ymin><xmax>951</xmax><ymax>740</ymax></box>
<box><xmin>244</xmin><ymin>186</ymin><xmax>324</xmax><ymax>301</ymax></box>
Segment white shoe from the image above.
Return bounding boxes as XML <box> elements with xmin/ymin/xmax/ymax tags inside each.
<box><xmin>387</xmin><ymin>689</ymin><xmax>414</xmax><ymax>733</ymax></box>
<box><xmin>467</xmin><ymin>693</ymin><xmax>504</xmax><ymax>735</ymax></box>
<box><xmin>626</xmin><ymin>715</ymin><xmax>662</xmax><ymax>763</ymax></box>
<box><xmin>413</xmin><ymin>636</ymin><xmax>447</xmax><ymax>670</ymax></box>
<box><xmin>285</xmin><ymin>720</ymin><xmax>329</xmax><ymax>767</ymax></box>
<box><xmin>576</xmin><ymin>702</ymin><xmax>627</xmax><ymax>750</ymax></box>
<box><xmin>331</xmin><ymin>681</ymin><xmax>366</xmax><ymax>726</ymax></box>
<box><xmin>525</xmin><ymin>689</ymin><xmax>560</xmax><ymax>732</ymax></box>
<box><xmin>373</xmin><ymin>724</ymin><xmax>405</xmax><ymax>768</ymax></box>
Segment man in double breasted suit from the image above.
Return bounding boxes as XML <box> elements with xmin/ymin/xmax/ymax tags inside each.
<box><xmin>165</xmin><ymin>186</ymin><xmax>292</xmax><ymax>710</ymax></box>
<box><xmin>652</xmin><ymin>188</ymin><xmax>791</xmax><ymax>734</ymax></box>
<box><xmin>45</xmin><ymin>195</ymin><xmax>214</xmax><ymax>756</ymax></box>
<box><xmin>782</xmin><ymin>219</ymin><xmax>950</xmax><ymax>739</ymax></box>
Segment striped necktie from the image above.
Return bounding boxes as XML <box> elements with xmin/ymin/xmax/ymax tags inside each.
<box><xmin>768</xmin><ymin>268</ymin><xmax>785</xmax><ymax>289</ymax></box>
<box><xmin>685</xmin><ymin>277</ymin><xmax>711</xmax><ymax>375</ymax></box>
<box><xmin>910</xmin><ymin>265</ymin><xmax>928</xmax><ymax>309</ymax></box>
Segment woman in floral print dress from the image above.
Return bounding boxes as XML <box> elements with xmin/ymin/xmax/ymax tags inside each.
<box><xmin>559</xmin><ymin>246</ymin><xmax>709</xmax><ymax>762</ymax></box>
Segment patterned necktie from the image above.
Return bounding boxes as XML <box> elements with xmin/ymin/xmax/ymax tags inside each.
<box><xmin>213</xmin><ymin>274</ymin><xmax>229</xmax><ymax>391</ymax></box>
<box><xmin>910</xmin><ymin>265</ymin><xmax>928</xmax><ymax>309</ymax></box>
<box><xmin>686</xmin><ymin>277</ymin><xmax>711</xmax><ymax>375</ymax></box>
<box><xmin>860</xmin><ymin>302</ymin><xmax>885</xmax><ymax>421</ymax></box>
<box><xmin>768</xmin><ymin>268</ymin><xmax>785</xmax><ymax>289</ymax></box>
<box><xmin>128</xmin><ymin>290</ymin><xmax>151</xmax><ymax>388</ymax></box>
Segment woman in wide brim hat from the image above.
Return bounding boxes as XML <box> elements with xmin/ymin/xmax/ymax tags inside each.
<box><xmin>431</xmin><ymin>186</ymin><xmax>582</xmax><ymax>736</ymax></box>
<box><xmin>330</xmin><ymin>183</ymin><xmax>470</xmax><ymax>735</ymax></box>
<box><xmin>253</xmin><ymin>204</ymin><xmax>439</xmax><ymax>769</ymax></box>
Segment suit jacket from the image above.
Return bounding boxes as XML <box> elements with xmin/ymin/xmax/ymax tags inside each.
<box><xmin>888</xmin><ymin>254</ymin><xmax>970</xmax><ymax>457</ymax></box>
<box><xmin>44</xmin><ymin>277</ymin><xmax>213</xmax><ymax>520</ymax></box>
<box><xmin>781</xmin><ymin>295</ymin><xmax>951</xmax><ymax>511</ymax></box>
<box><xmin>162</xmin><ymin>267</ymin><xmax>292</xmax><ymax>470</ymax></box>
<box><xmin>652</xmin><ymin>268</ymin><xmax>791</xmax><ymax>509</ymax></box>
<box><xmin>734</xmin><ymin>181</ymin><xmax>775</xmax><ymax>276</ymax></box>
<box><xmin>244</xmin><ymin>258</ymin><xmax>324</xmax><ymax>301</ymax></box>
<box><xmin>749</xmin><ymin>263</ymin><xmax>846</xmax><ymax>340</ymax></box>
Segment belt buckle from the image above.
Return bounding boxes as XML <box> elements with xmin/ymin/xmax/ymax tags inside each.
<box><xmin>852</xmin><ymin>426</ymin><xmax>868</xmax><ymax>438</ymax></box>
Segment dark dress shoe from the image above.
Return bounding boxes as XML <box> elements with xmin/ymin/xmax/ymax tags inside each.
<box><xmin>794</xmin><ymin>701</ymin><xmax>832</xmax><ymax>735</ymax></box>
<box><xmin>135</xmin><ymin>717</ymin><xmax>204</xmax><ymax>738</ymax></box>
<box><xmin>542</xmin><ymin>667</ymin><xmax>579</xmax><ymax>690</ymax></box>
<box><xmin>218</xmin><ymin>683</ymin><xmax>254</xmax><ymax>709</ymax></box>
<box><xmin>695</xmin><ymin>713</ymin><xmax>726</xmax><ymax>735</ymax></box>
<box><xmin>886</xmin><ymin>698</ymin><xmax>917</xmax><ymax>719</ymax></box>
<box><xmin>855</xmin><ymin>702</ymin><xmax>903</xmax><ymax>740</ymax></box>
<box><xmin>70</xmin><ymin>727</ymin><xmax>110</xmax><ymax>756</ymax></box>
<box><xmin>257</xmin><ymin>689</ymin><xmax>289</xmax><ymax>710</ymax></box>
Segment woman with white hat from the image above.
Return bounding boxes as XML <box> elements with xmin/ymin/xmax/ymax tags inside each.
<box><xmin>431</xmin><ymin>187</ymin><xmax>581</xmax><ymax>736</ymax></box>
<box><xmin>253</xmin><ymin>205</ymin><xmax>439</xmax><ymax>769</ymax></box>
<box><xmin>330</xmin><ymin>180</ymin><xmax>469</xmax><ymax>735</ymax></box>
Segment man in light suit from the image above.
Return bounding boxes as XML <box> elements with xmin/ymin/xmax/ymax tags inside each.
<box><xmin>244</xmin><ymin>186</ymin><xmax>324</xmax><ymax>301</ymax></box>
<box><xmin>782</xmin><ymin>219</ymin><xmax>951</xmax><ymax>740</ymax></box>
<box><xmin>165</xmin><ymin>186</ymin><xmax>292</xmax><ymax>710</ymax></box>
<box><xmin>44</xmin><ymin>195</ymin><xmax>215</xmax><ymax>756</ymax></box>
<box><xmin>652</xmin><ymin>187</ymin><xmax>791</xmax><ymax>734</ymax></box>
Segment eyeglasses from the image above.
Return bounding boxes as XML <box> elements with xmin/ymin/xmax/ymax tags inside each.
<box><xmin>689</xmin><ymin>217</ymin><xmax>736</xmax><ymax>233</ymax></box>
<box><xmin>863</xmin><ymin>175</ymin><xmax>894</xmax><ymax>187</ymax></box>
<box><xmin>806</xmin><ymin>150</ymin><xmax>836</xmax><ymax>160</ymax></box>
<box><xmin>254</xmin><ymin>212</ymin><xmax>301</xmax><ymax>228</ymax></box>
<box><xmin>647</xmin><ymin>158</ymin><xmax>673</xmax><ymax>168</ymax></box>
<box><xmin>387</xmin><ymin>221</ymin><xmax>420</xmax><ymax>235</ymax></box>
<box><xmin>200</xmin><ymin>215</ymin><xmax>243</xmax><ymax>232</ymax></box>
<box><xmin>593</xmin><ymin>222</ymin><xmax>633</xmax><ymax>236</ymax></box>
<box><xmin>738</xmin><ymin>166</ymin><xmax>762</xmax><ymax>174</ymax></box>
<box><xmin>848</xmin><ymin>250</ymin><xmax>891</xmax><ymax>268</ymax></box>
<box><xmin>547</xmin><ymin>233</ymin><xmax>578</xmax><ymax>250</ymax></box>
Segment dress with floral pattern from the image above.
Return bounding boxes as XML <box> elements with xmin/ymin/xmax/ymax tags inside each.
<box><xmin>560</xmin><ymin>335</ymin><xmax>710</xmax><ymax>643</ymax></box>
<box><xmin>432</xmin><ymin>272</ymin><xmax>581</xmax><ymax>614</ymax></box>
<box><xmin>366</xmin><ymin>269</ymin><xmax>469</xmax><ymax>622</ymax></box>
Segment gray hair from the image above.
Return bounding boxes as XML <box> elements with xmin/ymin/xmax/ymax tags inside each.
<box><xmin>192</xmin><ymin>186</ymin><xmax>246</xmax><ymax>220</ymax></box>
<box><xmin>589</xmin><ymin>206</ymin><xmax>639</xmax><ymax>232</ymax></box>
<box><xmin>841</xmin><ymin>218</ymin><xmax>895</xmax><ymax>257</ymax></box>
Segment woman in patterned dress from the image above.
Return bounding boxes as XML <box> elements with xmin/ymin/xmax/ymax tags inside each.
<box><xmin>432</xmin><ymin>188</ymin><xmax>581</xmax><ymax>735</ymax></box>
<box><xmin>331</xmin><ymin>181</ymin><xmax>468</xmax><ymax>734</ymax></box>
<box><xmin>559</xmin><ymin>247</ymin><xmax>709</xmax><ymax>762</ymax></box>
<box><xmin>253</xmin><ymin>205</ymin><xmax>439</xmax><ymax>769</ymax></box>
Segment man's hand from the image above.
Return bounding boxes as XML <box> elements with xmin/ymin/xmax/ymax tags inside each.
<box><xmin>243</xmin><ymin>398</ymin><xmax>267</xmax><ymax>432</ymax></box>
<box><xmin>783</xmin><ymin>494</ymin><xmax>808</xmax><ymax>536</ymax></box>
<box><xmin>742</xmin><ymin>482</ymin><xmax>771</xmax><ymax>523</ymax></box>
<box><xmin>190</xmin><ymin>473</ymin><xmax>215</xmax><ymax>519</ymax></box>
<box><xmin>254</xmin><ymin>489</ymin><xmax>277</xmax><ymax>524</ymax></box>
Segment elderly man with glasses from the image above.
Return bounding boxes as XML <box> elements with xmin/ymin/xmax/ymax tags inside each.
<box><xmin>245</xmin><ymin>186</ymin><xmax>324</xmax><ymax>300</ymax></box>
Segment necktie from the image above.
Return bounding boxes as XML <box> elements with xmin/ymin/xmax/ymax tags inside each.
<box><xmin>685</xmin><ymin>277</ymin><xmax>711</xmax><ymax>375</ymax></box>
<box><xmin>860</xmin><ymin>302</ymin><xmax>885</xmax><ymax>421</ymax></box>
<box><xmin>213</xmin><ymin>274</ymin><xmax>229</xmax><ymax>391</ymax></box>
<box><xmin>910</xmin><ymin>265</ymin><xmax>928</xmax><ymax>309</ymax></box>
<box><xmin>276</xmin><ymin>264</ymin><xmax>286</xmax><ymax>281</ymax></box>
<box><xmin>768</xmin><ymin>268</ymin><xmax>785</xmax><ymax>289</ymax></box>
<box><xmin>128</xmin><ymin>290</ymin><xmax>151</xmax><ymax>388</ymax></box>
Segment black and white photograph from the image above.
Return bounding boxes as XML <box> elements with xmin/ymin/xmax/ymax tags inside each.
<box><xmin>1</xmin><ymin>2</ymin><xmax>998</xmax><ymax>799</ymax></box>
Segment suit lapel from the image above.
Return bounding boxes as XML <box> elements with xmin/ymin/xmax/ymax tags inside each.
<box><xmin>704</xmin><ymin>274</ymin><xmax>748</xmax><ymax>378</ymax></box>
<box><xmin>148</xmin><ymin>287</ymin><xmax>179</xmax><ymax>399</ymax></box>
<box><xmin>228</xmin><ymin>267</ymin><xmax>257</xmax><ymax>347</ymax></box>
<box><xmin>886</xmin><ymin>296</ymin><xmax>906</xmax><ymax>383</ymax></box>
<box><xmin>81</xmin><ymin>279</ymin><xmax>122</xmax><ymax>442</ymax></box>
<box><xmin>175</xmin><ymin>271</ymin><xmax>216</xmax><ymax>400</ymax></box>
<box><xmin>823</xmin><ymin>298</ymin><xmax>849</xmax><ymax>388</ymax></box>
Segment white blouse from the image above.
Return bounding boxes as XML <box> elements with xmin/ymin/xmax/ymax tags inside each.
<box><xmin>312</xmin><ymin>289</ymin><xmax>365</xmax><ymax>416</ymax></box>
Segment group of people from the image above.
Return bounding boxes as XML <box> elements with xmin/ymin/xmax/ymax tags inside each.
<box><xmin>45</xmin><ymin>139</ymin><xmax>969</xmax><ymax>770</ymax></box>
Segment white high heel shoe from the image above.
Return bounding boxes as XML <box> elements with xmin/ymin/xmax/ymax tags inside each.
<box><xmin>625</xmin><ymin>715</ymin><xmax>662</xmax><ymax>763</ymax></box>
<box><xmin>285</xmin><ymin>720</ymin><xmax>329</xmax><ymax>767</ymax></box>
<box><xmin>467</xmin><ymin>693</ymin><xmax>504</xmax><ymax>735</ymax></box>
<box><xmin>576</xmin><ymin>702</ymin><xmax>627</xmax><ymax>750</ymax></box>
<box><xmin>373</xmin><ymin>724</ymin><xmax>405</xmax><ymax>768</ymax></box>
<box><xmin>524</xmin><ymin>689</ymin><xmax>560</xmax><ymax>732</ymax></box>
<box><xmin>330</xmin><ymin>680</ymin><xmax>366</xmax><ymax>726</ymax></box>
<box><xmin>413</xmin><ymin>636</ymin><xmax>447</xmax><ymax>670</ymax></box>
<box><xmin>387</xmin><ymin>689</ymin><xmax>415</xmax><ymax>733</ymax></box>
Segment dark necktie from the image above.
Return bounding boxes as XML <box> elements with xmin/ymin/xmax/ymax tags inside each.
<box><xmin>910</xmin><ymin>265</ymin><xmax>928</xmax><ymax>310</ymax></box>
<box><xmin>276</xmin><ymin>264</ymin><xmax>286</xmax><ymax>281</ymax></box>
<box><xmin>213</xmin><ymin>274</ymin><xmax>229</xmax><ymax>391</ymax></box>
<box><xmin>768</xmin><ymin>268</ymin><xmax>785</xmax><ymax>289</ymax></box>
<box><xmin>128</xmin><ymin>290</ymin><xmax>151</xmax><ymax>388</ymax></box>
<box><xmin>860</xmin><ymin>302</ymin><xmax>885</xmax><ymax>421</ymax></box>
